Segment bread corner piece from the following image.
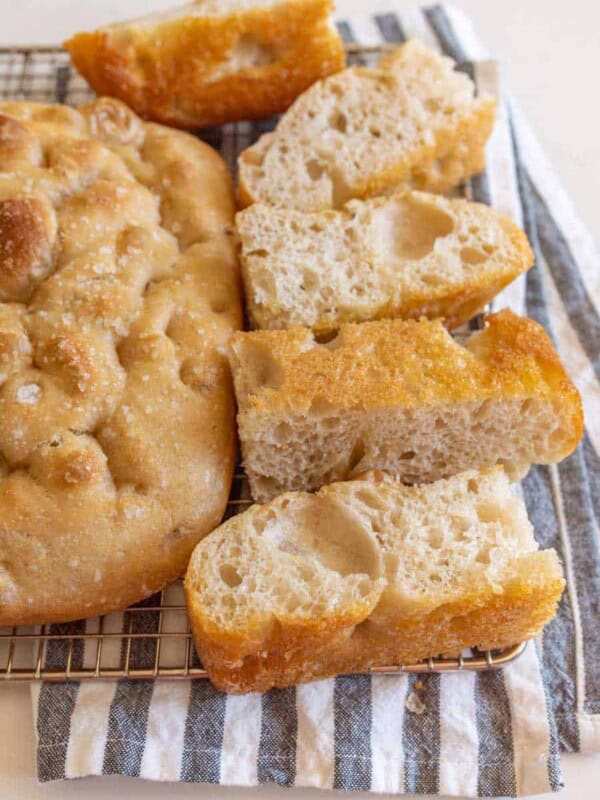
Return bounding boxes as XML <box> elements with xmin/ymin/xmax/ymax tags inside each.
<box><xmin>238</xmin><ymin>38</ymin><xmax>496</xmax><ymax>210</ymax></box>
<box><xmin>236</xmin><ymin>191</ymin><xmax>533</xmax><ymax>333</ymax></box>
<box><xmin>185</xmin><ymin>467</ymin><xmax>565</xmax><ymax>693</ymax></box>
<box><xmin>64</xmin><ymin>0</ymin><xmax>345</xmax><ymax>129</ymax></box>
<box><xmin>229</xmin><ymin>309</ymin><xmax>583</xmax><ymax>502</ymax></box>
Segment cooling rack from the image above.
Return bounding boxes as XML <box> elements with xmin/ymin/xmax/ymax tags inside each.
<box><xmin>0</xmin><ymin>44</ymin><xmax>527</xmax><ymax>681</ymax></box>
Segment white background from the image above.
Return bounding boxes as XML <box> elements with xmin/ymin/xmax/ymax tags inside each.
<box><xmin>1</xmin><ymin>1</ymin><xmax>599</xmax><ymax>799</ymax></box>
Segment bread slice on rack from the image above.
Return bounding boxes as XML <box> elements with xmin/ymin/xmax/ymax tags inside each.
<box><xmin>185</xmin><ymin>467</ymin><xmax>565</xmax><ymax>693</ymax></box>
<box><xmin>238</xmin><ymin>39</ymin><xmax>496</xmax><ymax>211</ymax></box>
<box><xmin>229</xmin><ymin>309</ymin><xmax>583</xmax><ymax>502</ymax></box>
<box><xmin>237</xmin><ymin>191</ymin><xmax>533</xmax><ymax>333</ymax></box>
<box><xmin>65</xmin><ymin>0</ymin><xmax>345</xmax><ymax>129</ymax></box>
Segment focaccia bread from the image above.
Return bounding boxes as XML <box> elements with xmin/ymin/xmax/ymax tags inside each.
<box><xmin>238</xmin><ymin>39</ymin><xmax>496</xmax><ymax>210</ymax></box>
<box><xmin>64</xmin><ymin>0</ymin><xmax>345</xmax><ymax>129</ymax></box>
<box><xmin>237</xmin><ymin>191</ymin><xmax>533</xmax><ymax>333</ymax></box>
<box><xmin>0</xmin><ymin>98</ymin><xmax>242</xmax><ymax>625</ymax></box>
<box><xmin>230</xmin><ymin>309</ymin><xmax>583</xmax><ymax>501</ymax></box>
<box><xmin>185</xmin><ymin>468</ymin><xmax>565</xmax><ymax>693</ymax></box>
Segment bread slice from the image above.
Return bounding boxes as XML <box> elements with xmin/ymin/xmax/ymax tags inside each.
<box><xmin>237</xmin><ymin>191</ymin><xmax>533</xmax><ymax>333</ymax></box>
<box><xmin>64</xmin><ymin>0</ymin><xmax>345</xmax><ymax>129</ymax></box>
<box><xmin>238</xmin><ymin>39</ymin><xmax>496</xmax><ymax>211</ymax></box>
<box><xmin>185</xmin><ymin>467</ymin><xmax>565</xmax><ymax>693</ymax></box>
<box><xmin>229</xmin><ymin>309</ymin><xmax>583</xmax><ymax>502</ymax></box>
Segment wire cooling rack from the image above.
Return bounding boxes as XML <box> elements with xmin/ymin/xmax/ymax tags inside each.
<box><xmin>0</xmin><ymin>44</ymin><xmax>527</xmax><ymax>681</ymax></box>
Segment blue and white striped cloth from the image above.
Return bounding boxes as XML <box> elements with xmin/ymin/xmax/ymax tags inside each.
<box><xmin>32</xmin><ymin>5</ymin><xmax>600</xmax><ymax>795</ymax></box>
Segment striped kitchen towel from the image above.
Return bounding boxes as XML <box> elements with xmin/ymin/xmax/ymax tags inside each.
<box><xmin>31</xmin><ymin>4</ymin><xmax>600</xmax><ymax>796</ymax></box>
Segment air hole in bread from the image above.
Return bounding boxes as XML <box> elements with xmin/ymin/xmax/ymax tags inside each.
<box><xmin>301</xmin><ymin>270</ymin><xmax>319</xmax><ymax>291</ymax></box>
<box><xmin>220</xmin><ymin>564</ymin><xmax>242</xmax><ymax>587</ymax></box>
<box><xmin>306</xmin><ymin>159</ymin><xmax>326</xmax><ymax>181</ymax></box>
<box><xmin>348</xmin><ymin>438</ymin><xmax>366</xmax><ymax>472</ymax></box>
<box><xmin>460</xmin><ymin>247</ymin><xmax>487</xmax><ymax>265</ymax></box>
<box><xmin>252</xmin><ymin>509</ymin><xmax>277</xmax><ymax>535</ymax></box>
<box><xmin>313</xmin><ymin>329</ymin><xmax>340</xmax><ymax>345</ymax></box>
<box><xmin>427</xmin><ymin>528</ymin><xmax>444</xmax><ymax>548</ymax></box>
<box><xmin>467</xmin><ymin>478</ymin><xmax>479</xmax><ymax>493</ymax></box>
<box><xmin>370</xmin><ymin>195</ymin><xmax>454</xmax><ymax>262</ymax></box>
<box><xmin>247</xmin><ymin>248</ymin><xmax>269</xmax><ymax>258</ymax></box>
<box><xmin>476</xmin><ymin>501</ymin><xmax>502</xmax><ymax>524</ymax></box>
<box><xmin>263</xmin><ymin>495</ymin><xmax>382</xmax><ymax>579</ymax></box>
<box><xmin>369</xmin><ymin>127</ymin><xmax>382</xmax><ymax>138</ymax></box>
<box><xmin>399</xmin><ymin>450</ymin><xmax>416</xmax><ymax>460</ymax></box>
<box><xmin>329</xmin><ymin>111</ymin><xmax>348</xmax><ymax>133</ymax></box>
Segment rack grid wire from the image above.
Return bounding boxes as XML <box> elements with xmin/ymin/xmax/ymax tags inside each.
<box><xmin>0</xmin><ymin>44</ymin><xmax>527</xmax><ymax>681</ymax></box>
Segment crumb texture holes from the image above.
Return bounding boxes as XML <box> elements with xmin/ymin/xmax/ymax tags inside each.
<box><xmin>262</xmin><ymin>494</ymin><xmax>383</xmax><ymax>580</ymax></box>
<box><xmin>220</xmin><ymin>564</ymin><xmax>243</xmax><ymax>588</ymax></box>
<box><xmin>370</xmin><ymin>195</ymin><xmax>454</xmax><ymax>263</ymax></box>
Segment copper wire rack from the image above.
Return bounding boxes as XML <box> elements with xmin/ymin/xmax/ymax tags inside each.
<box><xmin>0</xmin><ymin>44</ymin><xmax>527</xmax><ymax>681</ymax></box>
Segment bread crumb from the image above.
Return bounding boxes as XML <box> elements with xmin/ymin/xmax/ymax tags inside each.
<box><xmin>405</xmin><ymin>690</ymin><xmax>426</xmax><ymax>715</ymax></box>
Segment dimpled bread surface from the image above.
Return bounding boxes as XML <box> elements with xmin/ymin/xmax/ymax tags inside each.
<box><xmin>0</xmin><ymin>98</ymin><xmax>241</xmax><ymax>625</ymax></box>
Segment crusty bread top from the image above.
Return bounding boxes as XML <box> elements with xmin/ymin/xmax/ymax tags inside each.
<box><xmin>65</xmin><ymin>0</ymin><xmax>345</xmax><ymax>129</ymax></box>
<box><xmin>238</xmin><ymin>38</ymin><xmax>496</xmax><ymax>210</ymax></box>
<box><xmin>185</xmin><ymin>467</ymin><xmax>564</xmax><ymax>646</ymax></box>
<box><xmin>236</xmin><ymin>191</ymin><xmax>533</xmax><ymax>332</ymax></box>
<box><xmin>0</xmin><ymin>99</ymin><xmax>241</xmax><ymax>625</ymax></box>
<box><xmin>230</xmin><ymin>310</ymin><xmax>582</xmax><ymax>441</ymax></box>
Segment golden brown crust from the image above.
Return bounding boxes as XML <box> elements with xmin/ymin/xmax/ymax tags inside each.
<box><xmin>0</xmin><ymin>197</ymin><xmax>57</xmax><ymax>303</ymax></box>
<box><xmin>64</xmin><ymin>0</ymin><xmax>345</xmax><ymax>129</ymax></box>
<box><xmin>189</xmin><ymin>568</ymin><xmax>565</xmax><ymax>693</ymax></box>
<box><xmin>185</xmin><ymin>470</ymin><xmax>565</xmax><ymax>693</ymax></box>
<box><xmin>230</xmin><ymin>310</ymin><xmax>583</xmax><ymax>499</ymax></box>
<box><xmin>0</xmin><ymin>99</ymin><xmax>241</xmax><ymax>625</ymax></box>
<box><xmin>232</xmin><ymin>310</ymin><xmax>582</xmax><ymax>432</ymax></box>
